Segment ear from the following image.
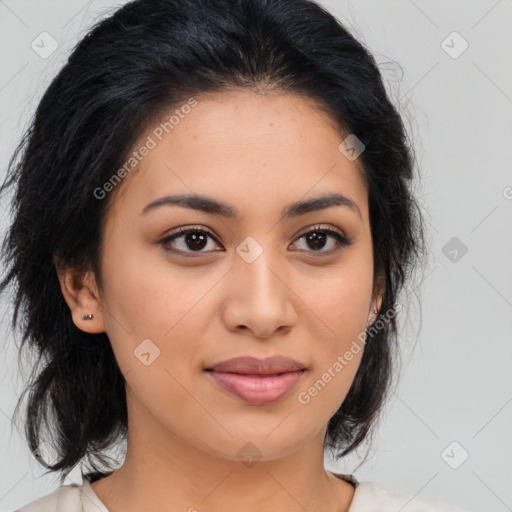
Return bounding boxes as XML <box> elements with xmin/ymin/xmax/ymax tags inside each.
<box><xmin>367</xmin><ymin>273</ymin><xmax>385</xmax><ymax>326</ymax></box>
<box><xmin>55</xmin><ymin>261</ymin><xmax>106</xmax><ymax>334</ymax></box>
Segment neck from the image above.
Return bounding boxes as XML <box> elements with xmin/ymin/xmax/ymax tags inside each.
<box><xmin>89</xmin><ymin>388</ymin><xmax>355</xmax><ymax>512</ymax></box>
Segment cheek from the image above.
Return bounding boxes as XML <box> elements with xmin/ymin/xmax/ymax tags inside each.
<box><xmin>99</xmin><ymin>254</ymin><xmax>212</xmax><ymax>429</ymax></box>
<box><xmin>305</xmin><ymin>250</ymin><xmax>374</xmax><ymax>338</ymax></box>
<box><xmin>295</xmin><ymin>251</ymin><xmax>373</xmax><ymax>407</ymax></box>
<box><xmin>101</xmin><ymin>234</ymin><xmax>214</xmax><ymax>334</ymax></box>
<box><xmin>98</xmin><ymin>238</ymin><xmax>212</xmax><ymax>376</ymax></box>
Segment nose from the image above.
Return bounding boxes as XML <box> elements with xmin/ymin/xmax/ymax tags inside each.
<box><xmin>221</xmin><ymin>248</ymin><xmax>298</xmax><ymax>339</ymax></box>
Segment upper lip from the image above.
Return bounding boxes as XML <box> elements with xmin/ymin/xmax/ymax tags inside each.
<box><xmin>206</xmin><ymin>356</ymin><xmax>306</xmax><ymax>375</ymax></box>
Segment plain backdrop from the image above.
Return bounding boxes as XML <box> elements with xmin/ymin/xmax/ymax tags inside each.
<box><xmin>0</xmin><ymin>1</ymin><xmax>511</xmax><ymax>511</ymax></box>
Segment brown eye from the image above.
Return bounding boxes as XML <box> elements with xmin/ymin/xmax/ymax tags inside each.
<box><xmin>158</xmin><ymin>224</ymin><xmax>352</xmax><ymax>257</ymax></box>
<box><xmin>291</xmin><ymin>225</ymin><xmax>352</xmax><ymax>254</ymax></box>
<box><xmin>159</xmin><ymin>227</ymin><xmax>222</xmax><ymax>255</ymax></box>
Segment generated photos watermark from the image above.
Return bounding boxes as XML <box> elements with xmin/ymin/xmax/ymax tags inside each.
<box><xmin>94</xmin><ymin>97</ymin><xmax>198</xmax><ymax>200</ymax></box>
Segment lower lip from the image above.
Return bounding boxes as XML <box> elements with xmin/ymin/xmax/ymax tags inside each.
<box><xmin>207</xmin><ymin>370</ymin><xmax>305</xmax><ymax>405</ymax></box>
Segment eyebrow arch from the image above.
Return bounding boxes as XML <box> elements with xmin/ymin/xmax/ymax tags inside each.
<box><xmin>140</xmin><ymin>192</ymin><xmax>362</xmax><ymax>221</ymax></box>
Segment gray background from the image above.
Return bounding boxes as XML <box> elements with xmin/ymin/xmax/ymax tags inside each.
<box><xmin>1</xmin><ymin>1</ymin><xmax>511</xmax><ymax>511</ymax></box>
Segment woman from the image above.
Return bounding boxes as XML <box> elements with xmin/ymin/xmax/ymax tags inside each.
<box><xmin>0</xmin><ymin>0</ymin><xmax>469</xmax><ymax>510</ymax></box>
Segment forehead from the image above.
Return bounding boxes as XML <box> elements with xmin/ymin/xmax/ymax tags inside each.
<box><xmin>107</xmin><ymin>90</ymin><xmax>369</xmax><ymax>223</ymax></box>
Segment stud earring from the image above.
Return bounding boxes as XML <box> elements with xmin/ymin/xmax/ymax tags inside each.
<box><xmin>81</xmin><ymin>313</ymin><xmax>94</xmax><ymax>320</ymax></box>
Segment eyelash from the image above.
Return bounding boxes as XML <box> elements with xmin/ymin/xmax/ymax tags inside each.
<box><xmin>158</xmin><ymin>224</ymin><xmax>353</xmax><ymax>257</ymax></box>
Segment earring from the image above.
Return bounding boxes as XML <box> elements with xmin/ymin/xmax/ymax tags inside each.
<box><xmin>81</xmin><ymin>313</ymin><xmax>94</xmax><ymax>320</ymax></box>
<box><xmin>373</xmin><ymin>308</ymin><xmax>378</xmax><ymax>315</ymax></box>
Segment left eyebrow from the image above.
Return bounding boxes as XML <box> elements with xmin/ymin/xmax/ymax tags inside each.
<box><xmin>140</xmin><ymin>192</ymin><xmax>362</xmax><ymax>221</ymax></box>
<box><xmin>282</xmin><ymin>193</ymin><xmax>362</xmax><ymax>221</ymax></box>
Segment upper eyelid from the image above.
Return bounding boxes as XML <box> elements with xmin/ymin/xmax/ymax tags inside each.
<box><xmin>295</xmin><ymin>224</ymin><xmax>346</xmax><ymax>238</ymax></box>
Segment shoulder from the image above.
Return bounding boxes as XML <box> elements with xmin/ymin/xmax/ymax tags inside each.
<box><xmin>350</xmin><ymin>479</ymin><xmax>469</xmax><ymax>512</ymax></box>
<box><xmin>12</xmin><ymin>483</ymin><xmax>82</xmax><ymax>512</ymax></box>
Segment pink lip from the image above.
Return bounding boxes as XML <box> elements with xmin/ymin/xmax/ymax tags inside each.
<box><xmin>207</xmin><ymin>370</ymin><xmax>305</xmax><ymax>405</ymax></box>
<box><xmin>205</xmin><ymin>355</ymin><xmax>306</xmax><ymax>405</ymax></box>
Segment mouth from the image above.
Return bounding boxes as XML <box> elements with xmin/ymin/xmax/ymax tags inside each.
<box><xmin>204</xmin><ymin>355</ymin><xmax>306</xmax><ymax>405</ymax></box>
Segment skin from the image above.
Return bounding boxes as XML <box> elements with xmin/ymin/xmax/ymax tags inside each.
<box><xmin>58</xmin><ymin>89</ymin><xmax>383</xmax><ymax>512</ymax></box>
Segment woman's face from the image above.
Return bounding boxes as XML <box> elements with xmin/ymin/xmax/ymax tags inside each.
<box><xmin>83</xmin><ymin>90</ymin><xmax>380</xmax><ymax>462</ymax></box>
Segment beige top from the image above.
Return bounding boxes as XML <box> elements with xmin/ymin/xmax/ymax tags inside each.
<box><xmin>14</xmin><ymin>472</ymin><xmax>469</xmax><ymax>512</ymax></box>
